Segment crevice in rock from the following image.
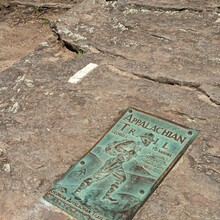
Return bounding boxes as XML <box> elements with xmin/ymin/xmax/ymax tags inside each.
<box><xmin>150</xmin><ymin>34</ymin><xmax>171</xmax><ymax>41</ymax></box>
<box><xmin>133</xmin><ymin>73</ymin><xmax>220</xmax><ymax>106</ymax></box>
<box><xmin>50</xmin><ymin>22</ymin><xmax>61</xmax><ymax>40</ymax></box>
<box><xmin>105</xmin><ymin>64</ymin><xmax>140</xmax><ymax>79</ymax></box>
<box><xmin>198</xmin><ymin>87</ymin><xmax>220</xmax><ymax>106</ymax></box>
<box><xmin>128</xmin><ymin>3</ymin><xmax>218</xmax><ymax>13</ymax></box>
<box><xmin>105</xmin><ymin>64</ymin><xmax>219</xmax><ymax>107</ymax></box>
<box><xmin>62</xmin><ymin>40</ymin><xmax>84</xmax><ymax>54</ymax></box>
<box><xmin>92</xmin><ymin>46</ymin><xmax>128</xmax><ymax>60</ymax></box>
<box><xmin>9</xmin><ymin>1</ymin><xmax>75</xmax><ymax>9</ymax></box>
<box><xmin>133</xmin><ymin>72</ymin><xmax>200</xmax><ymax>87</ymax></box>
<box><xmin>50</xmin><ymin>22</ymin><xmax>83</xmax><ymax>54</ymax></box>
<box><xmin>51</xmin><ymin>25</ymin><xmax>219</xmax><ymax>105</ymax></box>
<box><xmin>165</xmin><ymin>110</ymin><xmax>208</xmax><ymax>122</ymax></box>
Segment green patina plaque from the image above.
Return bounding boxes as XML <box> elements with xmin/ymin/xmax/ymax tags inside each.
<box><xmin>44</xmin><ymin>108</ymin><xmax>199</xmax><ymax>220</ymax></box>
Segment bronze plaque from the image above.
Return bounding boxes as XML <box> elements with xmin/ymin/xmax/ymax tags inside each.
<box><xmin>44</xmin><ymin>108</ymin><xmax>199</xmax><ymax>220</ymax></box>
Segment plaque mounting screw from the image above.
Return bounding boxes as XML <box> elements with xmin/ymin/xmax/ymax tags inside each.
<box><xmin>80</xmin><ymin>161</ymin><xmax>85</xmax><ymax>165</ymax></box>
<box><xmin>128</xmin><ymin>109</ymin><xmax>133</xmax><ymax>113</ymax></box>
<box><xmin>140</xmin><ymin>190</ymin><xmax>145</xmax><ymax>194</ymax></box>
<box><xmin>188</xmin><ymin>131</ymin><xmax>192</xmax><ymax>135</ymax></box>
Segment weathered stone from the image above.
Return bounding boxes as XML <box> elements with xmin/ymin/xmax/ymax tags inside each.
<box><xmin>0</xmin><ymin>0</ymin><xmax>219</xmax><ymax>219</ymax></box>
<box><xmin>55</xmin><ymin>0</ymin><xmax>220</xmax><ymax>105</ymax></box>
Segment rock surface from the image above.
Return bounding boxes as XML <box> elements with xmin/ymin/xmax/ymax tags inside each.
<box><xmin>0</xmin><ymin>0</ymin><xmax>68</xmax><ymax>72</ymax></box>
<box><xmin>0</xmin><ymin>0</ymin><xmax>219</xmax><ymax>220</ymax></box>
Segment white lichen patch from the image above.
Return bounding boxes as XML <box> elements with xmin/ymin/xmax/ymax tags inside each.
<box><xmin>3</xmin><ymin>163</ymin><xmax>10</xmax><ymax>173</ymax></box>
<box><xmin>14</xmin><ymin>75</ymin><xmax>25</xmax><ymax>90</ymax></box>
<box><xmin>124</xmin><ymin>39</ymin><xmax>139</xmax><ymax>48</ymax></box>
<box><xmin>0</xmin><ymin>87</ymin><xmax>8</xmax><ymax>93</ymax></box>
<box><xmin>210</xmin><ymin>57</ymin><xmax>220</xmax><ymax>63</ymax></box>
<box><xmin>10</xmin><ymin>96</ymin><xmax>15</xmax><ymax>102</ymax></box>
<box><xmin>60</xmin><ymin>27</ymin><xmax>74</xmax><ymax>37</ymax></box>
<box><xmin>8</xmin><ymin>102</ymin><xmax>19</xmax><ymax>113</ymax></box>
<box><xmin>13</xmin><ymin>74</ymin><xmax>34</xmax><ymax>90</ymax></box>
<box><xmin>85</xmin><ymin>27</ymin><xmax>94</xmax><ymax>33</ymax></box>
<box><xmin>106</xmin><ymin>1</ymin><xmax>117</xmax><ymax>8</ymax></box>
<box><xmin>25</xmin><ymin>79</ymin><xmax>34</xmax><ymax>88</ymax></box>
<box><xmin>140</xmin><ymin>9</ymin><xmax>151</xmax><ymax>13</ymax></box>
<box><xmin>123</xmin><ymin>8</ymin><xmax>139</xmax><ymax>15</ymax></box>
<box><xmin>60</xmin><ymin>27</ymin><xmax>87</xmax><ymax>41</ymax></box>
<box><xmin>110</xmin><ymin>36</ymin><xmax>118</xmax><ymax>45</ymax></box>
<box><xmin>16</xmin><ymin>74</ymin><xmax>26</xmax><ymax>83</ymax></box>
<box><xmin>44</xmin><ymin>91</ymin><xmax>53</xmax><ymax>96</ymax></box>
<box><xmin>73</xmin><ymin>33</ymin><xmax>87</xmax><ymax>41</ymax></box>
<box><xmin>113</xmin><ymin>22</ymin><xmax>128</xmax><ymax>31</ymax></box>
<box><xmin>112</xmin><ymin>18</ymin><xmax>128</xmax><ymax>31</ymax></box>
<box><xmin>123</xmin><ymin>7</ymin><xmax>164</xmax><ymax>15</ymax></box>
<box><xmin>74</xmin><ymin>24</ymin><xmax>94</xmax><ymax>33</ymax></box>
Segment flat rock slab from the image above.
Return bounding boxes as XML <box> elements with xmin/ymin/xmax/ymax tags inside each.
<box><xmin>0</xmin><ymin>0</ymin><xmax>220</xmax><ymax>220</ymax></box>
<box><xmin>55</xmin><ymin>0</ymin><xmax>220</xmax><ymax>105</ymax></box>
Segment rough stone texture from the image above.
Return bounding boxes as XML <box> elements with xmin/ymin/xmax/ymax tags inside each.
<box><xmin>0</xmin><ymin>0</ymin><xmax>69</xmax><ymax>72</ymax></box>
<box><xmin>0</xmin><ymin>0</ymin><xmax>220</xmax><ymax>220</ymax></box>
<box><xmin>55</xmin><ymin>0</ymin><xmax>220</xmax><ymax>105</ymax></box>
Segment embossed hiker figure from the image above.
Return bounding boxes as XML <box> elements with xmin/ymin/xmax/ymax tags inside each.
<box><xmin>75</xmin><ymin>133</ymin><xmax>154</xmax><ymax>202</ymax></box>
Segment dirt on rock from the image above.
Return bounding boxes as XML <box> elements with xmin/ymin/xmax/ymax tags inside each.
<box><xmin>0</xmin><ymin>1</ymin><xmax>70</xmax><ymax>73</ymax></box>
<box><xmin>0</xmin><ymin>1</ymin><xmax>219</xmax><ymax>220</ymax></box>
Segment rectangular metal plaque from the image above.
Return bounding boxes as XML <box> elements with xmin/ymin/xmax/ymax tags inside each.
<box><xmin>44</xmin><ymin>108</ymin><xmax>199</xmax><ymax>220</ymax></box>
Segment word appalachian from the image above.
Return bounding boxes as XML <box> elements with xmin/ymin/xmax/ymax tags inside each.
<box><xmin>123</xmin><ymin>114</ymin><xmax>187</xmax><ymax>144</ymax></box>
